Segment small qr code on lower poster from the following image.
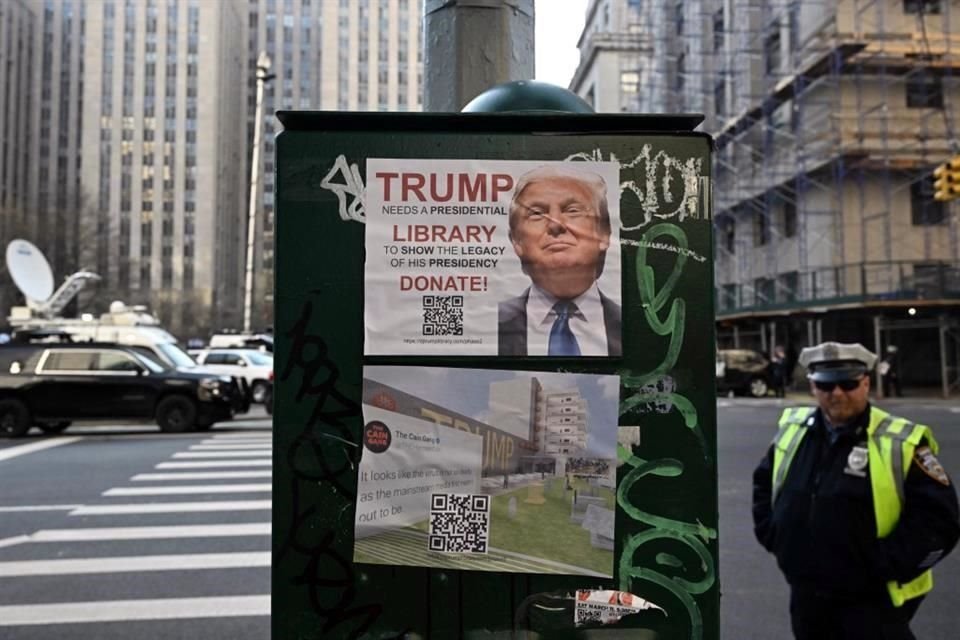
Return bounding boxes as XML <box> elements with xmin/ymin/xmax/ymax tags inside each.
<box><xmin>428</xmin><ymin>493</ymin><xmax>490</xmax><ymax>554</ymax></box>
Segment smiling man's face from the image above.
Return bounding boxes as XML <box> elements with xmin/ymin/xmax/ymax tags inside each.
<box><xmin>510</xmin><ymin>176</ymin><xmax>610</xmax><ymax>299</ymax></box>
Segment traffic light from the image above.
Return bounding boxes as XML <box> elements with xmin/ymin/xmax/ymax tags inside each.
<box><xmin>932</xmin><ymin>156</ymin><xmax>960</xmax><ymax>201</ymax></box>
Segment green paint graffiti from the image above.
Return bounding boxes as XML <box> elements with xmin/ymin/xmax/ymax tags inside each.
<box><xmin>618</xmin><ymin>222</ymin><xmax>717</xmax><ymax>640</ymax></box>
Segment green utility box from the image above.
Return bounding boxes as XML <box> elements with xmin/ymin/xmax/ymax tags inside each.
<box><xmin>273</xmin><ymin>110</ymin><xmax>717</xmax><ymax>639</ymax></box>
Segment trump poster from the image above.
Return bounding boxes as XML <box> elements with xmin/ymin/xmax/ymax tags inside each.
<box><xmin>354</xmin><ymin>366</ymin><xmax>620</xmax><ymax>577</ymax></box>
<box><xmin>364</xmin><ymin>159</ymin><xmax>622</xmax><ymax>356</ymax></box>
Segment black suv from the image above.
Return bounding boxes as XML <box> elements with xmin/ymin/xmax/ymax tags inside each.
<box><xmin>0</xmin><ymin>343</ymin><xmax>238</xmax><ymax>437</ymax></box>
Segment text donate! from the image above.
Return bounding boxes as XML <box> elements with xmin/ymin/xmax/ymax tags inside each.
<box><xmin>395</xmin><ymin>226</ymin><xmax>500</xmax><ymax>293</ymax></box>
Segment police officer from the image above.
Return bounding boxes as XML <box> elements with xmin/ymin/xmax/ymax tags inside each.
<box><xmin>752</xmin><ymin>342</ymin><xmax>960</xmax><ymax>639</ymax></box>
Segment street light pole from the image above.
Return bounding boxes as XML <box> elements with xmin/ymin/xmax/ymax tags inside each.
<box><xmin>243</xmin><ymin>51</ymin><xmax>274</xmax><ymax>334</ymax></box>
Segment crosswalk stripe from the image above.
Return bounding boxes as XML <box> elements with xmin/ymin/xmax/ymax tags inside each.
<box><xmin>189</xmin><ymin>444</ymin><xmax>273</xmax><ymax>451</ymax></box>
<box><xmin>209</xmin><ymin>433</ymin><xmax>272</xmax><ymax>440</ymax></box>
<box><xmin>69</xmin><ymin>500</ymin><xmax>271</xmax><ymax>515</ymax></box>
<box><xmin>5</xmin><ymin>524</ymin><xmax>272</xmax><ymax>546</ymax></box>
<box><xmin>0</xmin><ymin>552</ymin><xmax>270</xmax><ymax>577</ymax></box>
<box><xmin>0</xmin><ymin>437</ymin><xmax>83</xmax><ymax>462</ymax></box>
<box><xmin>0</xmin><ymin>595</ymin><xmax>270</xmax><ymax>625</ymax></box>
<box><xmin>133</xmin><ymin>471</ymin><xmax>272</xmax><ymax>481</ymax></box>
<box><xmin>103</xmin><ymin>484</ymin><xmax>272</xmax><ymax>496</ymax></box>
<box><xmin>0</xmin><ymin>504</ymin><xmax>82</xmax><ymax>513</ymax></box>
<box><xmin>156</xmin><ymin>460</ymin><xmax>271</xmax><ymax>469</ymax></box>
<box><xmin>173</xmin><ymin>451</ymin><xmax>271</xmax><ymax>459</ymax></box>
<box><xmin>0</xmin><ymin>535</ymin><xmax>30</xmax><ymax>549</ymax></box>
<box><xmin>195</xmin><ymin>443</ymin><xmax>270</xmax><ymax>448</ymax></box>
<box><xmin>199</xmin><ymin>439</ymin><xmax>270</xmax><ymax>445</ymax></box>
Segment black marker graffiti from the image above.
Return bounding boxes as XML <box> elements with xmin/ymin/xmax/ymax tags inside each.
<box><xmin>278</xmin><ymin>300</ymin><xmax>398</xmax><ymax>639</ymax></box>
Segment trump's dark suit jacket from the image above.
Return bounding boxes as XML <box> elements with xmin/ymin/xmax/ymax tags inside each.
<box><xmin>497</xmin><ymin>288</ymin><xmax>622</xmax><ymax>356</ymax></box>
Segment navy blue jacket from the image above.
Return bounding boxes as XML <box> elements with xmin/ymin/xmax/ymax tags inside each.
<box><xmin>752</xmin><ymin>405</ymin><xmax>960</xmax><ymax>602</ymax></box>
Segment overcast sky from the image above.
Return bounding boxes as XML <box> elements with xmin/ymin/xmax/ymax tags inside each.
<box><xmin>534</xmin><ymin>0</ymin><xmax>589</xmax><ymax>87</ymax></box>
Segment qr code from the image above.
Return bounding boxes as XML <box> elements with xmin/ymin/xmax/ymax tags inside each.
<box><xmin>574</xmin><ymin>605</ymin><xmax>603</xmax><ymax>626</ymax></box>
<box><xmin>422</xmin><ymin>295</ymin><xmax>464</xmax><ymax>336</ymax></box>
<box><xmin>428</xmin><ymin>493</ymin><xmax>490</xmax><ymax>554</ymax></box>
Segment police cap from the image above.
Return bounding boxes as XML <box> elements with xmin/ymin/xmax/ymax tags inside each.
<box><xmin>798</xmin><ymin>342</ymin><xmax>878</xmax><ymax>382</ymax></box>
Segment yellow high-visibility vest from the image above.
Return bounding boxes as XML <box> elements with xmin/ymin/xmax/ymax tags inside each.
<box><xmin>772</xmin><ymin>406</ymin><xmax>939</xmax><ymax>607</ymax></box>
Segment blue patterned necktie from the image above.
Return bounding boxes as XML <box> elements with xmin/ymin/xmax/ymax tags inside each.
<box><xmin>548</xmin><ymin>301</ymin><xmax>581</xmax><ymax>356</ymax></box>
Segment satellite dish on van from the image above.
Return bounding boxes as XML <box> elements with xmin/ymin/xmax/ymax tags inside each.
<box><xmin>5</xmin><ymin>239</ymin><xmax>55</xmax><ymax>303</ymax></box>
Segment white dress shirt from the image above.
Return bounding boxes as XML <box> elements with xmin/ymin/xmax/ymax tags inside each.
<box><xmin>525</xmin><ymin>283</ymin><xmax>609</xmax><ymax>356</ymax></box>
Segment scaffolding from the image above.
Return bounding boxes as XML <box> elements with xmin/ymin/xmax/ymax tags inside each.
<box><xmin>620</xmin><ymin>0</ymin><xmax>960</xmax><ymax>394</ymax></box>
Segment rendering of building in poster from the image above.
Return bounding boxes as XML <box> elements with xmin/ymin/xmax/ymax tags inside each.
<box><xmin>354</xmin><ymin>366</ymin><xmax>620</xmax><ymax>577</ymax></box>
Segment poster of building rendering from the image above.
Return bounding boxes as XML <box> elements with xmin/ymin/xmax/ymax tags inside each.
<box><xmin>353</xmin><ymin>366</ymin><xmax>620</xmax><ymax>577</ymax></box>
<box><xmin>363</xmin><ymin>159</ymin><xmax>622</xmax><ymax>356</ymax></box>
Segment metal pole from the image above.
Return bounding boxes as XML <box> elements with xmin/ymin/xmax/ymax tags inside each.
<box><xmin>243</xmin><ymin>52</ymin><xmax>274</xmax><ymax>334</ymax></box>
<box><xmin>874</xmin><ymin>314</ymin><xmax>884</xmax><ymax>399</ymax></box>
<box><xmin>423</xmin><ymin>0</ymin><xmax>535</xmax><ymax>111</ymax></box>
<box><xmin>940</xmin><ymin>315</ymin><xmax>950</xmax><ymax>399</ymax></box>
<box><xmin>733</xmin><ymin>325</ymin><xmax>740</xmax><ymax>348</ymax></box>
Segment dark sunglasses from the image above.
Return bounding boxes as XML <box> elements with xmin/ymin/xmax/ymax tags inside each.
<box><xmin>813</xmin><ymin>378</ymin><xmax>863</xmax><ymax>392</ymax></box>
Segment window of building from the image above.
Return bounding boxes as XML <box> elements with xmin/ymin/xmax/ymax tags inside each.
<box><xmin>675</xmin><ymin>53</ymin><xmax>685</xmax><ymax>93</ymax></box>
<box><xmin>620</xmin><ymin>71</ymin><xmax>640</xmax><ymax>97</ymax></box>
<box><xmin>714</xmin><ymin>79</ymin><xmax>725</xmax><ymax>117</ymax></box>
<box><xmin>778</xmin><ymin>271</ymin><xmax>798</xmax><ymax>302</ymax></box>
<box><xmin>754</xmin><ymin>212</ymin><xmax>769</xmax><ymax>245</ymax></box>
<box><xmin>783</xmin><ymin>200</ymin><xmax>797</xmax><ymax>237</ymax></box>
<box><xmin>754</xmin><ymin>278</ymin><xmax>774</xmax><ymax>306</ymax></box>
<box><xmin>713</xmin><ymin>8</ymin><xmax>723</xmax><ymax>51</ymax></box>
<box><xmin>764</xmin><ymin>21</ymin><xmax>781</xmax><ymax>75</ymax></box>
<box><xmin>675</xmin><ymin>2</ymin><xmax>684</xmax><ymax>35</ymax></box>
<box><xmin>906</xmin><ymin>72</ymin><xmax>943</xmax><ymax>108</ymax></box>
<box><xmin>910</xmin><ymin>176</ymin><xmax>946</xmax><ymax>225</ymax></box>
<box><xmin>721</xmin><ymin>217</ymin><xmax>735</xmax><ymax>253</ymax></box>
<box><xmin>904</xmin><ymin>0</ymin><xmax>941</xmax><ymax>14</ymax></box>
<box><xmin>721</xmin><ymin>283</ymin><xmax>737</xmax><ymax>311</ymax></box>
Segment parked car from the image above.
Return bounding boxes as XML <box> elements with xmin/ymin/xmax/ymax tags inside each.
<box><xmin>716</xmin><ymin>349</ymin><xmax>773</xmax><ymax>398</ymax></box>
<box><xmin>208</xmin><ymin>332</ymin><xmax>274</xmax><ymax>353</ymax></box>
<box><xmin>263</xmin><ymin>372</ymin><xmax>273</xmax><ymax>416</ymax></box>
<box><xmin>0</xmin><ymin>343</ymin><xmax>240</xmax><ymax>437</ymax></box>
<box><xmin>193</xmin><ymin>348</ymin><xmax>274</xmax><ymax>403</ymax></box>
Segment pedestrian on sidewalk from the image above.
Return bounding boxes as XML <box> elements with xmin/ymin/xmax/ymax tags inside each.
<box><xmin>880</xmin><ymin>345</ymin><xmax>903</xmax><ymax>398</ymax></box>
<box><xmin>752</xmin><ymin>341</ymin><xmax>959</xmax><ymax>640</ymax></box>
<box><xmin>770</xmin><ymin>345</ymin><xmax>787</xmax><ymax>398</ymax></box>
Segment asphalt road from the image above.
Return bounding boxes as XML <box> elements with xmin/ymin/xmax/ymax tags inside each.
<box><xmin>1</xmin><ymin>399</ymin><xmax>958</xmax><ymax>639</ymax></box>
<box><xmin>0</xmin><ymin>410</ymin><xmax>272</xmax><ymax>640</ymax></box>
<box><xmin>718</xmin><ymin>396</ymin><xmax>960</xmax><ymax>640</ymax></box>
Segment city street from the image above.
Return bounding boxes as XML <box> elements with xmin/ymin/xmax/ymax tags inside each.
<box><xmin>1</xmin><ymin>400</ymin><xmax>958</xmax><ymax>638</ymax></box>
<box><xmin>0</xmin><ymin>410</ymin><xmax>272</xmax><ymax>640</ymax></box>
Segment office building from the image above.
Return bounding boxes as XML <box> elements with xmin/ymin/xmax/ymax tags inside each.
<box><xmin>245</xmin><ymin>0</ymin><xmax>424</xmax><ymax>328</ymax></box>
<box><xmin>0</xmin><ymin>0</ymin><xmax>424</xmax><ymax>335</ymax></box>
<box><xmin>0</xmin><ymin>0</ymin><xmax>40</xmax><ymax>318</ymax></box>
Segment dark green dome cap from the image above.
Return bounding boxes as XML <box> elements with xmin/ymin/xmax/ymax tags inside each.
<box><xmin>462</xmin><ymin>80</ymin><xmax>595</xmax><ymax>114</ymax></box>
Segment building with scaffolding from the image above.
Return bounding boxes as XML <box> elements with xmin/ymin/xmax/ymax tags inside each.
<box><xmin>572</xmin><ymin>0</ymin><xmax>960</xmax><ymax>396</ymax></box>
